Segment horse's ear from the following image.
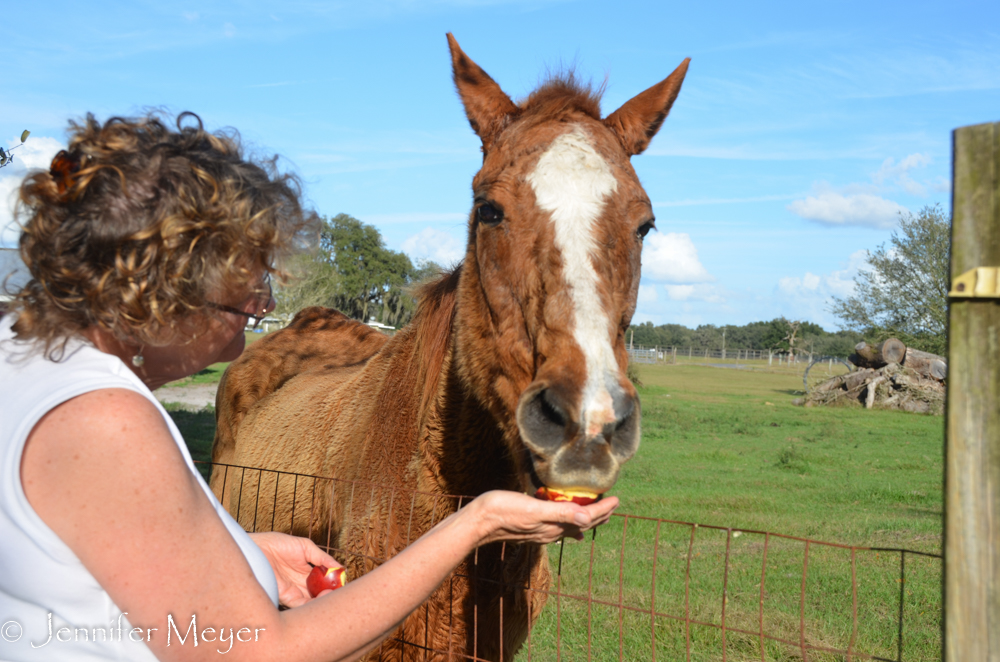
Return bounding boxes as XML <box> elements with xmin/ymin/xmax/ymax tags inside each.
<box><xmin>604</xmin><ymin>58</ymin><xmax>690</xmax><ymax>156</ymax></box>
<box><xmin>447</xmin><ymin>33</ymin><xmax>520</xmax><ymax>152</ymax></box>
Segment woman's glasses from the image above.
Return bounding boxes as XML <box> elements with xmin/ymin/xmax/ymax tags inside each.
<box><xmin>206</xmin><ymin>275</ymin><xmax>274</xmax><ymax>330</ymax></box>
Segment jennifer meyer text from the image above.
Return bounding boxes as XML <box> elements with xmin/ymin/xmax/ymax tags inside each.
<box><xmin>2</xmin><ymin>612</ymin><xmax>266</xmax><ymax>654</ymax></box>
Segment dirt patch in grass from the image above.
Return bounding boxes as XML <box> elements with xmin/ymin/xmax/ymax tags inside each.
<box><xmin>156</xmin><ymin>382</ymin><xmax>219</xmax><ymax>410</ymax></box>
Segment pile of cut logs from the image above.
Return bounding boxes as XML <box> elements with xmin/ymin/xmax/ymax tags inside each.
<box><xmin>802</xmin><ymin>338</ymin><xmax>947</xmax><ymax>414</ymax></box>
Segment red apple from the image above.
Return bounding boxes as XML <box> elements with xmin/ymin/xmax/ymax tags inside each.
<box><xmin>533</xmin><ymin>486</ymin><xmax>600</xmax><ymax>506</ymax></box>
<box><xmin>307</xmin><ymin>565</ymin><xmax>347</xmax><ymax>597</ymax></box>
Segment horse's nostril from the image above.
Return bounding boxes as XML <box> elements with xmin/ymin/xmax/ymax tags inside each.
<box><xmin>517</xmin><ymin>387</ymin><xmax>571</xmax><ymax>455</ymax></box>
<box><xmin>613</xmin><ymin>398</ymin><xmax>636</xmax><ymax>432</ymax></box>
<box><xmin>606</xmin><ymin>392</ymin><xmax>641</xmax><ymax>462</ymax></box>
<box><xmin>538</xmin><ymin>390</ymin><xmax>566</xmax><ymax>427</ymax></box>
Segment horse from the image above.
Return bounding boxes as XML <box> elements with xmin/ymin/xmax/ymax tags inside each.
<box><xmin>210</xmin><ymin>33</ymin><xmax>689</xmax><ymax>661</ymax></box>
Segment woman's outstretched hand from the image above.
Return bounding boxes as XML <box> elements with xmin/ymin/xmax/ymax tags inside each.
<box><xmin>250</xmin><ymin>532</ymin><xmax>345</xmax><ymax>607</ymax></box>
<box><xmin>469</xmin><ymin>490</ymin><xmax>619</xmax><ymax>546</ymax></box>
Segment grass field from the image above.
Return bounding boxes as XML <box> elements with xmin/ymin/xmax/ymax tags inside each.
<box><xmin>167</xmin><ymin>359</ymin><xmax>944</xmax><ymax>661</ymax></box>
<box><xmin>520</xmin><ymin>362</ymin><xmax>943</xmax><ymax>662</ymax></box>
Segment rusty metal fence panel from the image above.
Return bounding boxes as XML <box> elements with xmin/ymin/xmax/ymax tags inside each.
<box><xmin>202</xmin><ymin>462</ymin><xmax>942</xmax><ymax>661</ymax></box>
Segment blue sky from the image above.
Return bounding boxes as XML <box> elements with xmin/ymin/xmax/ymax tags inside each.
<box><xmin>2</xmin><ymin>1</ymin><xmax>997</xmax><ymax>329</ymax></box>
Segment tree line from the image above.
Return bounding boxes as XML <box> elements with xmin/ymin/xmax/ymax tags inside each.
<box><xmin>279</xmin><ymin>206</ymin><xmax>948</xmax><ymax>357</ymax></box>
<box><xmin>627</xmin><ymin>318</ymin><xmax>861</xmax><ymax>358</ymax></box>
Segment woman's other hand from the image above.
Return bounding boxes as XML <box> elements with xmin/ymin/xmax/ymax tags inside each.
<box><xmin>250</xmin><ymin>532</ymin><xmax>345</xmax><ymax>607</ymax></box>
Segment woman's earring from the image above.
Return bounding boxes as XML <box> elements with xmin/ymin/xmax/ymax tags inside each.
<box><xmin>131</xmin><ymin>348</ymin><xmax>145</xmax><ymax>368</ymax></box>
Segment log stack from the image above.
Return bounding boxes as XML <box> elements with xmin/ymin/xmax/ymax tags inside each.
<box><xmin>802</xmin><ymin>338</ymin><xmax>946</xmax><ymax>414</ymax></box>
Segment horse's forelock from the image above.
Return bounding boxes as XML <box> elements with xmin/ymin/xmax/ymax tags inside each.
<box><xmin>519</xmin><ymin>73</ymin><xmax>604</xmax><ymax>121</ymax></box>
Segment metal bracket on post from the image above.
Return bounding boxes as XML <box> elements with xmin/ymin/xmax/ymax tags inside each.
<box><xmin>948</xmin><ymin>266</ymin><xmax>1000</xmax><ymax>298</ymax></box>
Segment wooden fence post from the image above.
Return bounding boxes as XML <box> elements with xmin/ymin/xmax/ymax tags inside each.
<box><xmin>945</xmin><ymin>121</ymin><xmax>1000</xmax><ymax>661</ymax></box>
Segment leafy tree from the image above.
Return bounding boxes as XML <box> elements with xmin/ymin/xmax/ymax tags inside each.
<box><xmin>628</xmin><ymin>321</ymin><xmax>693</xmax><ymax>347</ymax></box>
<box><xmin>830</xmin><ymin>205</ymin><xmax>949</xmax><ymax>355</ymax></box>
<box><xmin>691</xmin><ymin>324</ymin><xmax>721</xmax><ymax>350</ymax></box>
<box><xmin>275</xmin><ymin>214</ymin><xmax>442</xmax><ymax>328</ymax></box>
<box><xmin>273</xmin><ymin>250</ymin><xmax>341</xmax><ymax>316</ymax></box>
<box><xmin>751</xmin><ymin>319</ymin><xmax>795</xmax><ymax>351</ymax></box>
<box><xmin>800</xmin><ymin>330</ymin><xmax>859</xmax><ymax>358</ymax></box>
<box><xmin>321</xmin><ymin>213</ymin><xmax>404</xmax><ymax>322</ymax></box>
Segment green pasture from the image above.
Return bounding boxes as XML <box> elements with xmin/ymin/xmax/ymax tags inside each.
<box><xmin>166</xmin><ymin>359</ymin><xmax>944</xmax><ymax>661</ymax></box>
<box><xmin>520</xmin><ymin>362</ymin><xmax>942</xmax><ymax>662</ymax></box>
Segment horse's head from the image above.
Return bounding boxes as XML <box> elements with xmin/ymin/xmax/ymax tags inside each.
<box><xmin>447</xmin><ymin>34</ymin><xmax>689</xmax><ymax>498</ymax></box>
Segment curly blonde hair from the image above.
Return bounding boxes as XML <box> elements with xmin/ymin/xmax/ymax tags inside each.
<box><xmin>9</xmin><ymin>111</ymin><xmax>317</xmax><ymax>359</ymax></box>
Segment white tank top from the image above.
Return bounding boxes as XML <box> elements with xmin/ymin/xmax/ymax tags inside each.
<box><xmin>0</xmin><ymin>315</ymin><xmax>279</xmax><ymax>661</ymax></box>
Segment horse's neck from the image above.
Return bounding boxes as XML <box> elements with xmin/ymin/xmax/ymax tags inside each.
<box><xmin>400</xmin><ymin>274</ymin><xmax>521</xmax><ymax>498</ymax></box>
<box><xmin>431</xmin><ymin>351</ymin><xmax>521</xmax><ymax>497</ymax></box>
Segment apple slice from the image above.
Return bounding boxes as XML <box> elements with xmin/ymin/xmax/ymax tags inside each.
<box><xmin>306</xmin><ymin>565</ymin><xmax>347</xmax><ymax>598</ymax></box>
<box><xmin>534</xmin><ymin>486</ymin><xmax>600</xmax><ymax>506</ymax></box>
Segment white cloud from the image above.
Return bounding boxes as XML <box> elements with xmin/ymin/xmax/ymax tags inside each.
<box><xmin>872</xmin><ymin>153</ymin><xmax>932</xmax><ymax>197</ymax></box>
<box><xmin>6</xmin><ymin>135</ymin><xmax>63</xmax><ymax>171</ymax></box>
<box><xmin>787</xmin><ymin>191</ymin><xmax>907</xmax><ymax>229</ymax></box>
<box><xmin>182</xmin><ymin>11</ymin><xmax>199</xmax><ymax>21</ymax></box>
<box><xmin>641</xmin><ymin>232</ymin><xmax>713</xmax><ymax>283</ymax></box>
<box><xmin>0</xmin><ymin>178</ymin><xmax>22</xmax><ymax>247</ymax></box>
<box><xmin>774</xmin><ymin>249</ymin><xmax>868</xmax><ymax>327</ymax></box>
<box><xmin>665</xmin><ymin>284</ymin><xmax>694</xmax><ymax>300</ymax></box>
<box><xmin>789</xmin><ymin>151</ymin><xmax>937</xmax><ymax>229</ymax></box>
<box><xmin>223</xmin><ymin>22</ymin><xmax>237</xmax><ymax>37</ymax></box>
<box><xmin>872</xmin><ymin>153</ymin><xmax>931</xmax><ymax>185</ymax></box>
<box><xmin>401</xmin><ymin>227</ymin><xmax>464</xmax><ymax>267</ymax></box>
<box><xmin>0</xmin><ymin>136</ymin><xmax>64</xmax><ymax>248</ymax></box>
<box><xmin>664</xmin><ymin>283</ymin><xmax>726</xmax><ymax>304</ymax></box>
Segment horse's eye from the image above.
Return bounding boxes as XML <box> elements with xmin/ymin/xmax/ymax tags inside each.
<box><xmin>476</xmin><ymin>203</ymin><xmax>504</xmax><ymax>226</ymax></box>
<box><xmin>637</xmin><ymin>220</ymin><xmax>655</xmax><ymax>239</ymax></box>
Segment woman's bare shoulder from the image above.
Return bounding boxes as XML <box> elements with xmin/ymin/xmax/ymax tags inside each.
<box><xmin>24</xmin><ymin>387</ymin><xmax>183</xmax><ymax>470</ymax></box>
<box><xmin>21</xmin><ymin>388</ymin><xmax>200</xmax><ymax>545</ymax></box>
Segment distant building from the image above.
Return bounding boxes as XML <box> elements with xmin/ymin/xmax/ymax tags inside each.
<box><xmin>0</xmin><ymin>248</ymin><xmax>30</xmax><ymax>314</ymax></box>
<box><xmin>366</xmin><ymin>316</ymin><xmax>396</xmax><ymax>336</ymax></box>
<box><xmin>248</xmin><ymin>316</ymin><xmax>288</xmax><ymax>334</ymax></box>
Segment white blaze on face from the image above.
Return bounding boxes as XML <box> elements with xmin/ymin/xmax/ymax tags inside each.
<box><xmin>527</xmin><ymin>125</ymin><xmax>621</xmax><ymax>438</ymax></box>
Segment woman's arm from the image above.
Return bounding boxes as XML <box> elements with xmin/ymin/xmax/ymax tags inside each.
<box><xmin>22</xmin><ymin>389</ymin><xmax>616</xmax><ymax>662</ymax></box>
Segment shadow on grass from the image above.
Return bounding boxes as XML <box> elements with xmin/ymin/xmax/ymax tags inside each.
<box><xmin>165</xmin><ymin>406</ymin><xmax>216</xmax><ymax>482</ymax></box>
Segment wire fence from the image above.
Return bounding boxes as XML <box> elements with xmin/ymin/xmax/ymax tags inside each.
<box><xmin>203</xmin><ymin>462</ymin><xmax>942</xmax><ymax>662</ymax></box>
<box><xmin>626</xmin><ymin>346</ymin><xmax>819</xmax><ymax>366</ymax></box>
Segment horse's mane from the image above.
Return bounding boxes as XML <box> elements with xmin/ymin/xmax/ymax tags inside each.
<box><xmin>520</xmin><ymin>72</ymin><xmax>604</xmax><ymax>121</ymax></box>
<box><xmin>410</xmin><ymin>265</ymin><xmax>462</xmax><ymax>415</ymax></box>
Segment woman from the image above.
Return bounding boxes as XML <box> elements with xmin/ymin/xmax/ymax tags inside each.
<box><xmin>0</xmin><ymin>112</ymin><xmax>617</xmax><ymax>661</ymax></box>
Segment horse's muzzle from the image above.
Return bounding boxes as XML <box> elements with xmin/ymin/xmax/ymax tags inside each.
<box><xmin>515</xmin><ymin>381</ymin><xmax>640</xmax><ymax>493</ymax></box>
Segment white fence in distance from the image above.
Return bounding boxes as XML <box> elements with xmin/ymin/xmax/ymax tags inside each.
<box><xmin>626</xmin><ymin>346</ymin><xmax>812</xmax><ymax>365</ymax></box>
